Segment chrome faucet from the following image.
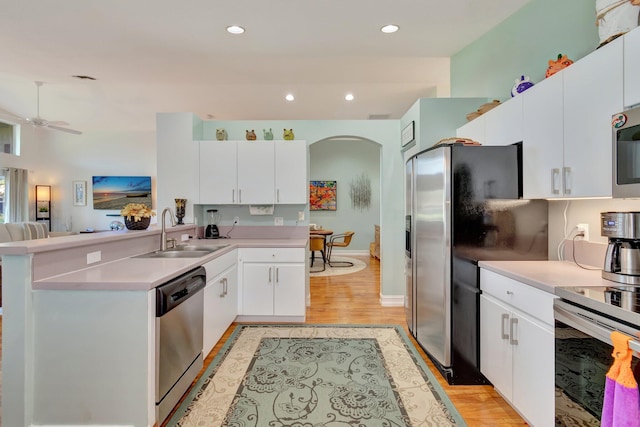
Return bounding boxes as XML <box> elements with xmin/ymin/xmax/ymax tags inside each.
<box><xmin>160</xmin><ymin>207</ymin><xmax>177</xmax><ymax>251</ymax></box>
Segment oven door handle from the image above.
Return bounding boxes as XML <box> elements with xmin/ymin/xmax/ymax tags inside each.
<box><xmin>554</xmin><ymin>303</ymin><xmax>640</xmax><ymax>353</ymax></box>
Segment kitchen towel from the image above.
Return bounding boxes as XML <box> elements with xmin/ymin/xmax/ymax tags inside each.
<box><xmin>601</xmin><ymin>331</ymin><xmax>640</xmax><ymax>427</ymax></box>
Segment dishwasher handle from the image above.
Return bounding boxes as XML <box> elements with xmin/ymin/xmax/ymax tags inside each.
<box><xmin>156</xmin><ymin>266</ymin><xmax>206</xmax><ymax>316</ymax></box>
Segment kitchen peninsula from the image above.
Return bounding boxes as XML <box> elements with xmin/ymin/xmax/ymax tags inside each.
<box><xmin>1</xmin><ymin>224</ymin><xmax>307</xmax><ymax>427</ymax></box>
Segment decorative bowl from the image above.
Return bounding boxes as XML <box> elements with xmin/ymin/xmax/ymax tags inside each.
<box><xmin>124</xmin><ymin>216</ymin><xmax>151</xmax><ymax>230</ymax></box>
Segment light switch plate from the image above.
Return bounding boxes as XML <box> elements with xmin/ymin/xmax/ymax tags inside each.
<box><xmin>87</xmin><ymin>251</ymin><xmax>101</xmax><ymax>264</ymax></box>
<box><xmin>298</xmin><ymin>211</ymin><xmax>304</xmax><ymax>221</ymax></box>
<box><xmin>275</xmin><ymin>217</ymin><xmax>284</xmax><ymax>226</ymax></box>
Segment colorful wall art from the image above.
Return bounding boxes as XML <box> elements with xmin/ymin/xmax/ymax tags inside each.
<box><xmin>310</xmin><ymin>180</ymin><xmax>337</xmax><ymax>211</ymax></box>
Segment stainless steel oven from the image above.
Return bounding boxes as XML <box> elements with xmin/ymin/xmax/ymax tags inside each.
<box><xmin>554</xmin><ymin>286</ymin><xmax>640</xmax><ymax>425</ymax></box>
<box><xmin>613</xmin><ymin>105</ymin><xmax>640</xmax><ymax>198</ymax></box>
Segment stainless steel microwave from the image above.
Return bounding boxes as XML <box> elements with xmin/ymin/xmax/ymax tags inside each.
<box><xmin>613</xmin><ymin>105</ymin><xmax>640</xmax><ymax>198</ymax></box>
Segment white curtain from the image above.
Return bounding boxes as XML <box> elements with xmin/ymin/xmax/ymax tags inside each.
<box><xmin>6</xmin><ymin>167</ymin><xmax>28</xmax><ymax>223</ymax></box>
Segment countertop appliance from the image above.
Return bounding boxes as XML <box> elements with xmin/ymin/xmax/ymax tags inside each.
<box><xmin>554</xmin><ymin>286</ymin><xmax>640</xmax><ymax>425</ymax></box>
<box><xmin>602</xmin><ymin>211</ymin><xmax>640</xmax><ymax>285</ymax></box>
<box><xmin>405</xmin><ymin>143</ymin><xmax>548</xmax><ymax>385</ymax></box>
<box><xmin>612</xmin><ymin>105</ymin><xmax>640</xmax><ymax>198</ymax></box>
<box><xmin>155</xmin><ymin>266</ymin><xmax>206</xmax><ymax>424</ymax></box>
<box><xmin>205</xmin><ymin>209</ymin><xmax>221</xmax><ymax>239</ymax></box>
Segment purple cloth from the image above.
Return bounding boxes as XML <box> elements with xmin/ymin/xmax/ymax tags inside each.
<box><xmin>601</xmin><ymin>332</ymin><xmax>640</xmax><ymax>427</ymax></box>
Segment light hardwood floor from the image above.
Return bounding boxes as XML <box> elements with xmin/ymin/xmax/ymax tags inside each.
<box><xmin>194</xmin><ymin>255</ymin><xmax>527</xmax><ymax>427</ymax></box>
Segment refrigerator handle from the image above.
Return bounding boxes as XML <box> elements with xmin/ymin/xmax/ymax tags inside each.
<box><xmin>501</xmin><ymin>313</ymin><xmax>510</xmax><ymax>340</ymax></box>
<box><xmin>551</xmin><ymin>168</ymin><xmax>561</xmax><ymax>195</ymax></box>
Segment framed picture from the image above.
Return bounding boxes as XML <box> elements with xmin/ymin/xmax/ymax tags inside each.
<box><xmin>401</xmin><ymin>120</ymin><xmax>415</xmax><ymax>148</ymax></box>
<box><xmin>73</xmin><ymin>181</ymin><xmax>86</xmax><ymax>206</ymax></box>
<box><xmin>310</xmin><ymin>180</ymin><xmax>337</xmax><ymax>211</ymax></box>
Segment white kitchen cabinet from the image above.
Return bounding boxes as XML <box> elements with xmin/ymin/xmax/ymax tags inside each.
<box><xmin>480</xmin><ymin>268</ymin><xmax>555</xmax><ymax>427</ymax></box>
<box><xmin>624</xmin><ymin>26</ymin><xmax>640</xmax><ymax>108</ymax></box>
<box><xmin>199</xmin><ymin>140</ymin><xmax>307</xmax><ymax>205</ymax></box>
<box><xmin>238</xmin><ymin>248</ymin><xmax>305</xmax><ymax>319</ymax></box>
<box><xmin>522</xmin><ymin>72</ymin><xmax>564</xmax><ymax>199</ymax></box>
<box><xmin>483</xmin><ymin>95</ymin><xmax>523</xmax><ymax>146</ymax></box>
<box><xmin>456</xmin><ymin>114</ymin><xmax>485</xmax><ymax>143</ymax></box>
<box><xmin>275</xmin><ymin>140</ymin><xmax>308</xmax><ymax>203</ymax></box>
<box><xmin>237</xmin><ymin>140</ymin><xmax>275</xmax><ymax>204</ymax></box>
<box><xmin>202</xmin><ymin>250</ymin><xmax>238</xmax><ymax>356</ymax></box>
<box><xmin>199</xmin><ymin>140</ymin><xmax>237</xmax><ymax>204</ymax></box>
<box><xmin>562</xmin><ymin>36</ymin><xmax>623</xmax><ymax>198</ymax></box>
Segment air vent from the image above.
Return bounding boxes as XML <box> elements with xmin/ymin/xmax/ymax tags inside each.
<box><xmin>368</xmin><ymin>114</ymin><xmax>391</xmax><ymax>120</ymax></box>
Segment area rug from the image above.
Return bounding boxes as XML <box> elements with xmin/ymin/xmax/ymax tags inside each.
<box><xmin>166</xmin><ymin>324</ymin><xmax>466</xmax><ymax>427</ymax></box>
<box><xmin>309</xmin><ymin>256</ymin><xmax>367</xmax><ymax>276</ymax></box>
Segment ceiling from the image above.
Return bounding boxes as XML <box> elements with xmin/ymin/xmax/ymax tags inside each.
<box><xmin>0</xmin><ymin>0</ymin><xmax>530</xmax><ymax>133</ymax></box>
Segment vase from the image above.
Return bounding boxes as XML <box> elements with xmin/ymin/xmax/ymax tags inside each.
<box><xmin>175</xmin><ymin>198</ymin><xmax>187</xmax><ymax>225</ymax></box>
<box><xmin>124</xmin><ymin>216</ymin><xmax>151</xmax><ymax>230</ymax></box>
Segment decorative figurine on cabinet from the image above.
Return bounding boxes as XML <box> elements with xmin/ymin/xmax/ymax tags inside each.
<box><xmin>263</xmin><ymin>128</ymin><xmax>274</xmax><ymax>140</ymax></box>
<box><xmin>511</xmin><ymin>75</ymin><xmax>535</xmax><ymax>97</ymax></box>
<box><xmin>216</xmin><ymin>128</ymin><xmax>227</xmax><ymax>141</ymax></box>
<box><xmin>283</xmin><ymin>129</ymin><xmax>294</xmax><ymax>140</ymax></box>
<box><xmin>246</xmin><ymin>129</ymin><xmax>257</xmax><ymax>141</ymax></box>
<box><xmin>545</xmin><ymin>54</ymin><xmax>573</xmax><ymax>78</ymax></box>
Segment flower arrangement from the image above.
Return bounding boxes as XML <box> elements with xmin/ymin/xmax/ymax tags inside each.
<box><xmin>120</xmin><ymin>203</ymin><xmax>156</xmax><ymax>222</ymax></box>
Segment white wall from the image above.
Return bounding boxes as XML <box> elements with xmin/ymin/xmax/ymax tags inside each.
<box><xmin>0</xmin><ymin>119</ymin><xmax>156</xmax><ymax>232</ymax></box>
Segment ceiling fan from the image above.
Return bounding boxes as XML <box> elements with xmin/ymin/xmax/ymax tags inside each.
<box><xmin>0</xmin><ymin>81</ymin><xmax>82</xmax><ymax>135</ymax></box>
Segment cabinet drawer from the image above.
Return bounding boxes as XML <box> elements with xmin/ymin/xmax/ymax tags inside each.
<box><xmin>480</xmin><ymin>269</ymin><xmax>556</xmax><ymax>326</ymax></box>
<box><xmin>239</xmin><ymin>247</ymin><xmax>305</xmax><ymax>263</ymax></box>
<box><xmin>203</xmin><ymin>250</ymin><xmax>237</xmax><ymax>279</ymax></box>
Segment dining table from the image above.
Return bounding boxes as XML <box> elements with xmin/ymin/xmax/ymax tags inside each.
<box><xmin>309</xmin><ymin>229</ymin><xmax>333</xmax><ymax>264</ymax></box>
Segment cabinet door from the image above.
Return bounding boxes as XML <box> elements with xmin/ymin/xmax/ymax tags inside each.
<box><xmin>275</xmin><ymin>140</ymin><xmax>307</xmax><ymax>204</ymax></box>
<box><xmin>563</xmin><ymin>37</ymin><xmax>623</xmax><ymax>197</ymax></box>
<box><xmin>237</xmin><ymin>141</ymin><xmax>275</xmax><ymax>204</ymax></box>
<box><xmin>199</xmin><ymin>141</ymin><xmax>238</xmax><ymax>204</ymax></box>
<box><xmin>273</xmin><ymin>263</ymin><xmax>306</xmax><ymax>316</ymax></box>
<box><xmin>522</xmin><ymin>73</ymin><xmax>565</xmax><ymax>199</ymax></box>
<box><xmin>480</xmin><ymin>295</ymin><xmax>513</xmax><ymax>399</ymax></box>
<box><xmin>624</xmin><ymin>27</ymin><xmax>640</xmax><ymax>108</ymax></box>
<box><xmin>222</xmin><ymin>264</ymin><xmax>238</xmax><ymax>327</ymax></box>
<box><xmin>203</xmin><ymin>273</ymin><xmax>226</xmax><ymax>356</ymax></box>
<box><xmin>456</xmin><ymin>115</ymin><xmax>485</xmax><ymax>143</ymax></box>
<box><xmin>242</xmin><ymin>263</ymin><xmax>274</xmax><ymax>315</ymax></box>
<box><xmin>511</xmin><ymin>313</ymin><xmax>554</xmax><ymax>427</ymax></box>
<box><xmin>484</xmin><ymin>96</ymin><xmax>523</xmax><ymax>146</ymax></box>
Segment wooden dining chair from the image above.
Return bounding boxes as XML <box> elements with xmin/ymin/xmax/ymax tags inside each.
<box><xmin>326</xmin><ymin>231</ymin><xmax>355</xmax><ymax>267</ymax></box>
<box><xmin>309</xmin><ymin>235</ymin><xmax>326</xmax><ymax>272</ymax></box>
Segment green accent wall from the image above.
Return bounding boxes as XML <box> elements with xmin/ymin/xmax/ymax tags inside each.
<box><xmin>451</xmin><ymin>0</ymin><xmax>599</xmax><ymax>99</ymax></box>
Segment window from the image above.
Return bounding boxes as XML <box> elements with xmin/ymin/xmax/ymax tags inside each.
<box><xmin>0</xmin><ymin>173</ymin><xmax>4</xmax><ymax>223</ymax></box>
<box><xmin>0</xmin><ymin>120</ymin><xmax>20</xmax><ymax>155</ymax></box>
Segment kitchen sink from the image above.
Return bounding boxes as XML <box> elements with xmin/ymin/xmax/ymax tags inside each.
<box><xmin>134</xmin><ymin>244</ymin><xmax>229</xmax><ymax>259</ymax></box>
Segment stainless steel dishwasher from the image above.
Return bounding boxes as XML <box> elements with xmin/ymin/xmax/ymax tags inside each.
<box><xmin>155</xmin><ymin>266</ymin><xmax>206</xmax><ymax>424</ymax></box>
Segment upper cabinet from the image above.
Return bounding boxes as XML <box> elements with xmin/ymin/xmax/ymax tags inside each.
<box><xmin>484</xmin><ymin>96</ymin><xmax>523</xmax><ymax>146</ymax></box>
<box><xmin>624</xmin><ymin>27</ymin><xmax>640</xmax><ymax>108</ymax></box>
<box><xmin>464</xmin><ymin>37</ymin><xmax>624</xmax><ymax>199</ymax></box>
<box><xmin>456</xmin><ymin>113</ymin><xmax>485</xmax><ymax>143</ymax></box>
<box><xmin>562</xmin><ymin>36</ymin><xmax>623</xmax><ymax>198</ymax></box>
<box><xmin>199</xmin><ymin>140</ymin><xmax>307</xmax><ymax>205</ymax></box>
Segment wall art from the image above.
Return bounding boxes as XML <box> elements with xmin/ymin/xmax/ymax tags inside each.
<box><xmin>92</xmin><ymin>176</ymin><xmax>152</xmax><ymax>210</ymax></box>
<box><xmin>310</xmin><ymin>180</ymin><xmax>337</xmax><ymax>211</ymax></box>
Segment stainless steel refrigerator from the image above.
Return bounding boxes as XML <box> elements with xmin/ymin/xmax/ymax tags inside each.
<box><xmin>405</xmin><ymin>143</ymin><xmax>548</xmax><ymax>385</ymax></box>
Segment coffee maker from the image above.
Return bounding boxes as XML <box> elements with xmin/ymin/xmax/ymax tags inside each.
<box><xmin>602</xmin><ymin>212</ymin><xmax>640</xmax><ymax>285</ymax></box>
<box><xmin>205</xmin><ymin>209</ymin><xmax>222</xmax><ymax>239</ymax></box>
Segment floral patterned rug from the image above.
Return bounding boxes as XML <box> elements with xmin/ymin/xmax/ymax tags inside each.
<box><xmin>166</xmin><ymin>324</ymin><xmax>465</xmax><ymax>427</ymax></box>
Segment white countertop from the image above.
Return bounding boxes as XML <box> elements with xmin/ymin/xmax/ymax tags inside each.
<box><xmin>478</xmin><ymin>260</ymin><xmax>611</xmax><ymax>294</ymax></box>
<box><xmin>33</xmin><ymin>237</ymin><xmax>307</xmax><ymax>291</ymax></box>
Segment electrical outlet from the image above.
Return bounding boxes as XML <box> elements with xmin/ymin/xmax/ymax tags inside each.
<box><xmin>576</xmin><ymin>223</ymin><xmax>589</xmax><ymax>241</ymax></box>
<box><xmin>87</xmin><ymin>251</ymin><xmax>101</xmax><ymax>264</ymax></box>
<box><xmin>275</xmin><ymin>217</ymin><xmax>284</xmax><ymax>226</ymax></box>
<box><xmin>298</xmin><ymin>211</ymin><xmax>305</xmax><ymax>221</ymax></box>
<box><xmin>233</xmin><ymin>216</ymin><xmax>239</xmax><ymax>225</ymax></box>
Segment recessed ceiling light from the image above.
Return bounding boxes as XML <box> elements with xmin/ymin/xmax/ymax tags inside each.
<box><xmin>226</xmin><ymin>25</ymin><xmax>245</xmax><ymax>34</ymax></box>
<box><xmin>345</xmin><ymin>93</ymin><xmax>355</xmax><ymax>101</ymax></box>
<box><xmin>381</xmin><ymin>24</ymin><xmax>399</xmax><ymax>34</ymax></box>
<box><xmin>285</xmin><ymin>94</ymin><xmax>295</xmax><ymax>101</ymax></box>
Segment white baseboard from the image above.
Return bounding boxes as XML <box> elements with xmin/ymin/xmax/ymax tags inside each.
<box><xmin>379</xmin><ymin>293</ymin><xmax>404</xmax><ymax>307</ymax></box>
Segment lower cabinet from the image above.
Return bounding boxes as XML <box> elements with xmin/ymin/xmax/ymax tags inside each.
<box><xmin>480</xmin><ymin>269</ymin><xmax>555</xmax><ymax>427</ymax></box>
<box><xmin>202</xmin><ymin>250</ymin><xmax>238</xmax><ymax>356</ymax></box>
<box><xmin>239</xmin><ymin>248</ymin><xmax>306</xmax><ymax>318</ymax></box>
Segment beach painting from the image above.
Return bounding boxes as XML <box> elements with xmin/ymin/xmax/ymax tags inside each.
<box><xmin>92</xmin><ymin>176</ymin><xmax>152</xmax><ymax>210</ymax></box>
